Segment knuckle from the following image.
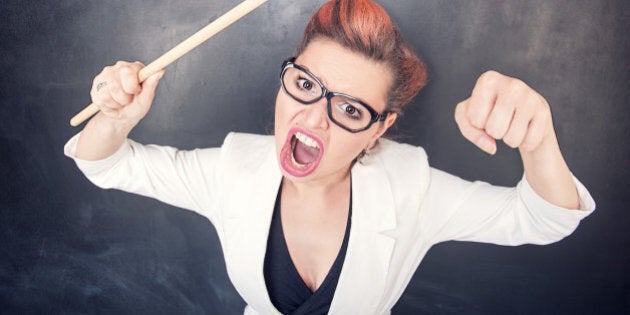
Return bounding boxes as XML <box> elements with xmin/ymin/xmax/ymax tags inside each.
<box><xmin>119</xmin><ymin>65</ymin><xmax>133</xmax><ymax>77</ymax></box>
<box><xmin>91</xmin><ymin>87</ymin><xmax>109</xmax><ymax>100</ymax></box>
<box><xmin>520</xmin><ymin>139</ymin><xmax>535</xmax><ymax>152</ymax></box>
<box><xmin>503</xmin><ymin>135</ymin><xmax>520</xmax><ymax>148</ymax></box>
<box><xmin>454</xmin><ymin>102</ymin><xmax>465</xmax><ymax>121</ymax></box>
<box><xmin>539</xmin><ymin>97</ymin><xmax>551</xmax><ymax>117</ymax></box>
<box><xmin>111</xmin><ymin>92</ymin><xmax>130</xmax><ymax>105</ymax></box>
<box><xmin>92</xmin><ymin>96</ymin><xmax>110</xmax><ymax>109</ymax></box>
<box><xmin>466</xmin><ymin>111</ymin><xmax>483</xmax><ymax>128</ymax></box>
<box><xmin>485</xmin><ymin>122</ymin><xmax>503</xmax><ymax>139</ymax></box>
<box><xmin>542</xmin><ymin>107</ymin><xmax>551</xmax><ymax>121</ymax></box>
<box><xmin>478</xmin><ymin>70</ymin><xmax>501</xmax><ymax>86</ymax></box>
<box><xmin>486</xmin><ymin>129</ymin><xmax>500</xmax><ymax>139</ymax></box>
<box><xmin>454</xmin><ymin>114</ymin><xmax>465</xmax><ymax>128</ymax></box>
<box><xmin>508</xmin><ymin>77</ymin><xmax>528</xmax><ymax>92</ymax></box>
<box><xmin>468</xmin><ymin>118</ymin><xmax>482</xmax><ymax>129</ymax></box>
<box><xmin>108</xmin><ymin>82</ymin><xmax>122</xmax><ymax>95</ymax></box>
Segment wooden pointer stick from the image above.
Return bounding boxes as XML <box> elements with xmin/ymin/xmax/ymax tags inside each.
<box><xmin>70</xmin><ymin>0</ymin><xmax>269</xmax><ymax>127</ymax></box>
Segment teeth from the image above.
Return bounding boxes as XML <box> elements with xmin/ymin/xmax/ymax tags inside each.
<box><xmin>295</xmin><ymin>132</ymin><xmax>319</xmax><ymax>149</ymax></box>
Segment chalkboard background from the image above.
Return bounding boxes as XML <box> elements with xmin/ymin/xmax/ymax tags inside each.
<box><xmin>1</xmin><ymin>0</ymin><xmax>628</xmax><ymax>314</ymax></box>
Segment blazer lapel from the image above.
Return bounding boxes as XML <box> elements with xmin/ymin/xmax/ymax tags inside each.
<box><xmin>329</xmin><ymin>154</ymin><xmax>397</xmax><ymax>314</ymax></box>
<box><xmin>221</xmin><ymin>137</ymin><xmax>283</xmax><ymax>314</ymax></box>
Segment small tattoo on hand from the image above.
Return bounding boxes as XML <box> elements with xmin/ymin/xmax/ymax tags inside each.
<box><xmin>96</xmin><ymin>81</ymin><xmax>107</xmax><ymax>92</ymax></box>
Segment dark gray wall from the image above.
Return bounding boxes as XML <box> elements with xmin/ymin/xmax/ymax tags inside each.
<box><xmin>1</xmin><ymin>0</ymin><xmax>628</xmax><ymax>314</ymax></box>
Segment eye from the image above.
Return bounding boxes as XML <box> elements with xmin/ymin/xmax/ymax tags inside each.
<box><xmin>338</xmin><ymin>103</ymin><xmax>362</xmax><ymax>120</ymax></box>
<box><xmin>296</xmin><ymin>77</ymin><xmax>315</xmax><ymax>91</ymax></box>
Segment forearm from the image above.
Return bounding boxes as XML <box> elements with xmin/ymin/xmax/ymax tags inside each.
<box><xmin>75</xmin><ymin>113</ymin><xmax>138</xmax><ymax>161</ymax></box>
<box><xmin>520</xmin><ymin>130</ymin><xmax>579</xmax><ymax>210</ymax></box>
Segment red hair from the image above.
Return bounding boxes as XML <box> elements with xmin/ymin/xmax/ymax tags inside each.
<box><xmin>297</xmin><ymin>0</ymin><xmax>427</xmax><ymax>114</ymax></box>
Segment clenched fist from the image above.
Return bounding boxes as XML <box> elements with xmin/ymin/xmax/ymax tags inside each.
<box><xmin>90</xmin><ymin>61</ymin><xmax>164</xmax><ymax>124</ymax></box>
<box><xmin>455</xmin><ymin>70</ymin><xmax>553</xmax><ymax>155</ymax></box>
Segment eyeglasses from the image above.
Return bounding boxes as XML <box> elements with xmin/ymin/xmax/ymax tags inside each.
<box><xmin>280</xmin><ymin>58</ymin><xmax>389</xmax><ymax>133</ymax></box>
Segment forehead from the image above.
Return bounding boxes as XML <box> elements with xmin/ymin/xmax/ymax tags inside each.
<box><xmin>295</xmin><ymin>39</ymin><xmax>392</xmax><ymax>111</ymax></box>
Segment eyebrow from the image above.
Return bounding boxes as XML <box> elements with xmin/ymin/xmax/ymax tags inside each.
<box><xmin>295</xmin><ymin>59</ymin><xmax>380</xmax><ymax>109</ymax></box>
<box><xmin>296</xmin><ymin>60</ymin><xmax>330</xmax><ymax>87</ymax></box>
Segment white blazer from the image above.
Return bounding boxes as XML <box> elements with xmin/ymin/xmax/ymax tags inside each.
<box><xmin>65</xmin><ymin>132</ymin><xmax>595</xmax><ymax>314</ymax></box>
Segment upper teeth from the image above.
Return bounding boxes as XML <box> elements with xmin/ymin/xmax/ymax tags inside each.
<box><xmin>295</xmin><ymin>132</ymin><xmax>319</xmax><ymax>149</ymax></box>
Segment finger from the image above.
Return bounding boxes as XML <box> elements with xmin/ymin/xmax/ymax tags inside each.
<box><xmin>467</xmin><ymin>71</ymin><xmax>506</xmax><ymax>129</ymax></box>
<box><xmin>135</xmin><ymin>70</ymin><xmax>164</xmax><ymax>109</ymax></box>
<box><xmin>455</xmin><ymin>100</ymin><xmax>497</xmax><ymax>155</ymax></box>
<box><xmin>91</xmin><ymin>78</ymin><xmax>118</xmax><ymax>110</ymax></box>
<box><xmin>484</xmin><ymin>92</ymin><xmax>516</xmax><ymax>140</ymax></box>
<box><xmin>90</xmin><ymin>67</ymin><xmax>111</xmax><ymax>100</ymax></box>
<box><xmin>485</xmin><ymin>76</ymin><xmax>535</xmax><ymax>139</ymax></box>
<box><xmin>90</xmin><ymin>65</ymin><xmax>126</xmax><ymax>108</ymax></box>
<box><xmin>521</xmin><ymin>102</ymin><xmax>551</xmax><ymax>152</ymax></box>
<box><xmin>502</xmin><ymin>107</ymin><xmax>529</xmax><ymax>149</ymax></box>
<box><xmin>120</xmin><ymin>61</ymin><xmax>144</xmax><ymax>95</ymax></box>
<box><xmin>502</xmin><ymin>93</ymin><xmax>536</xmax><ymax>148</ymax></box>
<box><xmin>108</xmin><ymin>80</ymin><xmax>133</xmax><ymax>106</ymax></box>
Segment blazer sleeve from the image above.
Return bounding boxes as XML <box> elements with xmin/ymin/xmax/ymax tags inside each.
<box><xmin>420</xmin><ymin>168</ymin><xmax>596</xmax><ymax>246</ymax></box>
<box><xmin>63</xmin><ymin>132</ymin><xmax>235</xmax><ymax>224</ymax></box>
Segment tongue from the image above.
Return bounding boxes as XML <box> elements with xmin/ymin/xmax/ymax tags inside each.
<box><xmin>294</xmin><ymin>140</ymin><xmax>320</xmax><ymax>165</ymax></box>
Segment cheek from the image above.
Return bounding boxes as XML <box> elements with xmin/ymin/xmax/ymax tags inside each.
<box><xmin>274</xmin><ymin>91</ymin><xmax>295</xmax><ymax>125</ymax></box>
<box><xmin>340</xmin><ymin>126</ymin><xmax>382</xmax><ymax>159</ymax></box>
<box><xmin>274</xmin><ymin>91</ymin><xmax>289</xmax><ymax>132</ymax></box>
<box><xmin>327</xmin><ymin>133</ymin><xmax>371</xmax><ymax>164</ymax></box>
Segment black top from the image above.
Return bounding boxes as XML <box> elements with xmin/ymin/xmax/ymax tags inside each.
<box><xmin>263</xmin><ymin>186</ymin><xmax>352</xmax><ymax>315</ymax></box>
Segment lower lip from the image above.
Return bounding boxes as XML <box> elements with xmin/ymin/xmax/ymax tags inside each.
<box><xmin>279</xmin><ymin>129</ymin><xmax>323</xmax><ymax>178</ymax></box>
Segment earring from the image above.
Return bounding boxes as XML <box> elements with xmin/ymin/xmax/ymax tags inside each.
<box><xmin>357</xmin><ymin>148</ymin><xmax>369</xmax><ymax>164</ymax></box>
<box><xmin>357</xmin><ymin>139</ymin><xmax>379</xmax><ymax>165</ymax></box>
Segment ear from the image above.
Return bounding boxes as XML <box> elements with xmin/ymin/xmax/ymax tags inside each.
<box><xmin>367</xmin><ymin>112</ymin><xmax>398</xmax><ymax>149</ymax></box>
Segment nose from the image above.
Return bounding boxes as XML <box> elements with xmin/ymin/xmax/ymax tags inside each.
<box><xmin>302</xmin><ymin>98</ymin><xmax>329</xmax><ymax>130</ymax></box>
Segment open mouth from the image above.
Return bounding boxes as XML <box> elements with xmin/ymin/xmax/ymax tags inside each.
<box><xmin>280</xmin><ymin>127</ymin><xmax>324</xmax><ymax>177</ymax></box>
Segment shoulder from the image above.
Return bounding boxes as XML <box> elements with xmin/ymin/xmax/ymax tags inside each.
<box><xmin>359</xmin><ymin>138</ymin><xmax>431</xmax><ymax>193</ymax></box>
<box><xmin>369</xmin><ymin>138</ymin><xmax>429</xmax><ymax>172</ymax></box>
<box><xmin>376</xmin><ymin>138</ymin><xmax>428</xmax><ymax>159</ymax></box>
<box><xmin>354</xmin><ymin>138</ymin><xmax>432</xmax><ymax>217</ymax></box>
<box><xmin>222</xmin><ymin>132</ymin><xmax>274</xmax><ymax>150</ymax></box>
<box><xmin>220</xmin><ymin>132</ymin><xmax>276</xmax><ymax>171</ymax></box>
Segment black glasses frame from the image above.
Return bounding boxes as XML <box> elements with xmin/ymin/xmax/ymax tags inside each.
<box><xmin>280</xmin><ymin>58</ymin><xmax>389</xmax><ymax>133</ymax></box>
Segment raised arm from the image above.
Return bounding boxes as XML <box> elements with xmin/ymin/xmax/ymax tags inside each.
<box><xmin>75</xmin><ymin>61</ymin><xmax>164</xmax><ymax>161</ymax></box>
<box><xmin>66</xmin><ymin>61</ymin><xmax>224</xmax><ymax>220</ymax></box>
<box><xmin>454</xmin><ymin>70</ymin><xmax>579</xmax><ymax>209</ymax></box>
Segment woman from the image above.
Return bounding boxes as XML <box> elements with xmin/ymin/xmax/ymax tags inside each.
<box><xmin>65</xmin><ymin>0</ymin><xmax>595</xmax><ymax>314</ymax></box>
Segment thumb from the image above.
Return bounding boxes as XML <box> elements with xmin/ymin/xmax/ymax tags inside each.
<box><xmin>455</xmin><ymin>100</ymin><xmax>497</xmax><ymax>155</ymax></box>
<box><xmin>136</xmin><ymin>70</ymin><xmax>164</xmax><ymax>109</ymax></box>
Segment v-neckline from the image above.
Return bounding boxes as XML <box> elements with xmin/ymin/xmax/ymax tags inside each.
<box><xmin>278</xmin><ymin>195</ymin><xmax>352</xmax><ymax>296</ymax></box>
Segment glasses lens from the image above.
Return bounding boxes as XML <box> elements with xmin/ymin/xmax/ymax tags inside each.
<box><xmin>329</xmin><ymin>95</ymin><xmax>373</xmax><ymax>131</ymax></box>
<box><xmin>282</xmin><ymin>67</ymin><xmax>322</xmax><ymax>103</ymax></box>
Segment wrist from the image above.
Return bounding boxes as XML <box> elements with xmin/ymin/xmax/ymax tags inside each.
<box><xmin>93</xmin><ymin>112</ymin><xmax>139</xmax><ymax>137</ymax></box>
<box><xmin>519</xmin><ymin>129</ymin><xmax>579</xmax><ymax>209</ymax></box>
<box><xmin>75</xmin><ymin>113</ymin><xmax>138</xmax><ymax>161</ymax></box>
